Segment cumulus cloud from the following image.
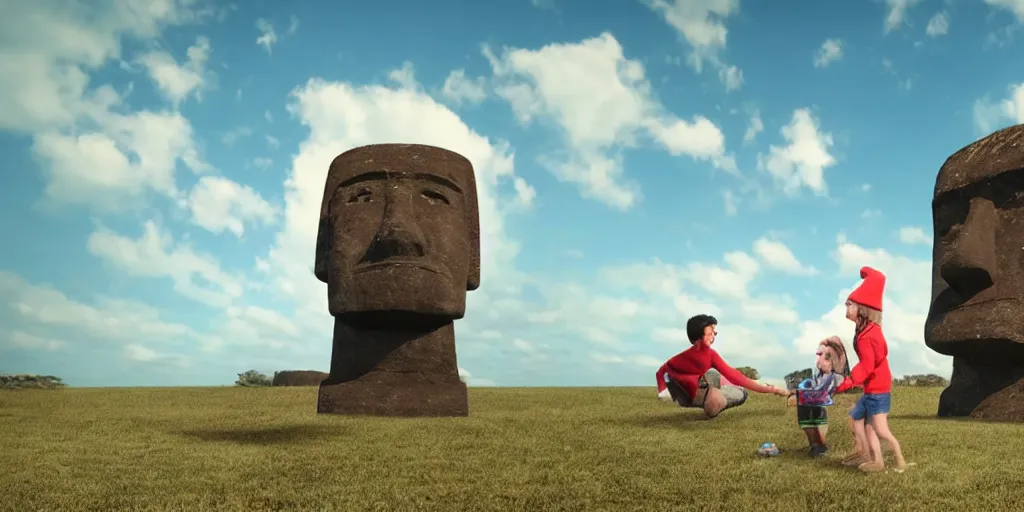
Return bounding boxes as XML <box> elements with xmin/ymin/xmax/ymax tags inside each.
<box><xmin>985</xmin><ymin>0</ymin><xmax>1024</xmax><ymax>23</ymax></box>
<box><xmin>138</xmin><ymin>36</ymin><xmax>212</xmax><ymax>105</ymax></box>
<box><xmin>757</xmin><ymin>108</ymin><xmax>837</xmax><ymax>196</ymax></box>
<box><xmin>485</xmin><ymin>32</ymin><xmax>735</xmax><ymax>210</ymax></box>
<box><xmin>644</xmin><ymin>0</ymin><xmax>744</xmax><ymax>90</ymax></box>
<box><xmin>743</xmin><ymin>110</ymin><xmax>763</xmax><ymax>144</ymax></box>
<box><xmin>884</xmin><ymin>0</ymin><xmax>924</xmax><ymax>33</ymax></box>
<box><xmin>184</xmin><ymin>176</ymin><xmax>278</xmax><ymax>237</ymax></box>
<box><xmin>813</xmin><ymin>39</ymin><xmax>844</xmax><ymax>68</ymax></box>
<box><xmin>442</xmin><ymin>69</ymin><xmax>488</xmax><ymax>106</ymax></box>
<box><xmin>752</xmin><ymin>237</ymin><xmax>818</xmax><ymax>276</ymax></box>
<box><xmin>926</xmin><ymin>11</ymin><xmax>950</xmax><ymax>36</ymax></box>
<box><xmin>87</xmin><ymin>221</ymin><xmax>244</xmax><ymax>308</ymax></box>
<box><xmin>973</xmin><ymin>82</ymin><xmax>1024</xmax><ymax>134</ymax></box>
<box><xmin>898</xmin><ymin>226</ymin><xmax>932</xmax><ymax>246</ymax></box>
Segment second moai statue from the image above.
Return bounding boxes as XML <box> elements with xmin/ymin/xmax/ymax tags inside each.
<box><xmin>924</xmin><ymin>123</ymin><xmax>1024</xmax><ymax>419</ymax></box>
<box><xmin>313</xmin><ymin>143</ymin><xmax>480</xmax><ymax>417</ymax></box>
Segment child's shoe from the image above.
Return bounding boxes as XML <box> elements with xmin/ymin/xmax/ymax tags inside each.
<box><xmin>809</xmin><ymin>444</ymin><xmax>828</xmax><ymax>457</ymax></box>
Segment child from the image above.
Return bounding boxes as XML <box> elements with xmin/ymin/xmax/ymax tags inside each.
<box><xmin>834</xmin><ymin>266</ymin><xmax>908</xmax><ymax>473</ymax></box>
<box><xmin>786</xmin><ymin>336</ymin><xmax>850</xmax><ymax>457</ymax></box>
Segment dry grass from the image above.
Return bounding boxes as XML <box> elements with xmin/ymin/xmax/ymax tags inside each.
<box><xmin>2</xmin><ymin>386</ymin><xmax>1022</xmax><ymax>511</ymax></box>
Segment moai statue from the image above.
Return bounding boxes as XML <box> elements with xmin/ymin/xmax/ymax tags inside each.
<box><xmin>924</xmin><ymin>123</ymin><xmax>1024</xmax><ymax>419</ymax></box>
<box><xmin>313</xmin><ymin>144</ymin><xmax>480</xmax><ymax>416</ymax></box>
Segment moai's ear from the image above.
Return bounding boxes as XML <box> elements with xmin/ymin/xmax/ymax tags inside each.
<box><xmin>314</xmin><ymin>217</ymin><xmax>331</xmax><ymax>283</ymax></box>
<box><xmin>464</xmin><ymin>169</ymin><xmax>481</xmax><ymax>291</ymax></box>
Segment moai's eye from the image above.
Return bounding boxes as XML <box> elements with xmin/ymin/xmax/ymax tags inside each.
<box><xmin>421</xmin><ymin>189</ymin><xmax>450</xmax><ymax>205</ymax></box>
<box><xmin>347</xmin><ymin>189</ymin><xmax>373</xmax><ymax>204</ymax></box>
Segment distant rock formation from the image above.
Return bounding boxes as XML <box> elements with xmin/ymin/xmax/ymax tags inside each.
<box><xmin>272</xmin><ymin>371</ymin><xmax>329</xmax><ymax>387</ymax></box>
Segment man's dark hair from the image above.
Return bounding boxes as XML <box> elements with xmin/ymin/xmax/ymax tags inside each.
<box><xmin>686</xmin><ymin>314</ymin><xmax>718</xmax><ymax>344</ymax></box>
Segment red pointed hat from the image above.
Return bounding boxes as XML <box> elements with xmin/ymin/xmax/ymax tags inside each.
<box><xmin>848</xmin><ymin>266</ymin><xmax>885</xmax><ymax>311</ymax></box>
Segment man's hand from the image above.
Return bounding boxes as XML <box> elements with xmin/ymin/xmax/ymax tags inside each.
<box><xmin>658</xmin><ymin>389</ymin><xmax>672</xmax><ymax>402</ymax></box>
<box><xmin>770</xmin><ymin>385</ymin><xmax>789</xmax><ymax>397</ymax></box>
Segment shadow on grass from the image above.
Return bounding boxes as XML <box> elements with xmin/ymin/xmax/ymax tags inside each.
<box><xmin>178</xmin><ymin>424</ymin><xmax>345</xmax><ymax>445</ymax></box>
<box><xmin>614</xmin><ymin>407</ymin><xmax>763</xmax><ymax>430</ymax></box>
<box><xmin>895</xmin><ymin>413</ymin><xmax>1024</xmax><ymax>425</ymax></box>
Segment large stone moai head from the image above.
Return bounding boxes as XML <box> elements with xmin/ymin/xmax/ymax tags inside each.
<box><xmin>924</xmin><ymin>124</ymin><xmax>1024</xmax><ymax>359</ymax></box>
<box><xmin>314</xmin><ymin>144</ymin><xmax>481</xmax><ymax>323</ymax></box>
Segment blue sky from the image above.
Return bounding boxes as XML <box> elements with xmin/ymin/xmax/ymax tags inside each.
<box><xmin>2</xmin><ymin>0</ymin><xmax>1023</xmax><ymax>388</ymax></box>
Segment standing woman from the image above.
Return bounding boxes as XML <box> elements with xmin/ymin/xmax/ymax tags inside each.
<box><xmin>834</xmin><ymin>266</ymin><xmax>908</xmax><ymax>473</ymax></box>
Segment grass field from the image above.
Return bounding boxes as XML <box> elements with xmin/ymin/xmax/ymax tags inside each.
<box><xmin>2</xmin><ymin>386</ymin><xmax>1023</xmax><ymax>511</ymax></box>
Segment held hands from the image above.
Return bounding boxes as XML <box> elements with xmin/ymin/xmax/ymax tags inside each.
<box><xmin>769</xmin><ymin>385</ymin><xmax>790</xmax><ymax>397</ymax></box>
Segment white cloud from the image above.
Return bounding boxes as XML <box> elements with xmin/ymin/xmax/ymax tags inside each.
<box><xmin>985</xmin><ymin>0</ymin><xmax>1024</xmax><ymax>23</ymax></box>
<box><xmin>87</xmin><ymin>221</ymin><xmax>244</xmax><ymax>308</ymax></box>
<box><xmin>458</xmin><ymin>367</ymin><xmax>497</xmax><ymax>387</ymax></box>
<box><xmin>222</xmin><ymin>126</ymin><xmax>252</xmax><ymax>146</ymax></box>
<box><xmin>723</xmin><ymin>189</ymin><xmax>738</xmax><ymax>216</ymax></box>
<box><xmin>0</xmin><ymin>0</ymin><xmax>213</xmax><ymax>214</ymax></box>
<box><xmin>718</xmin><ymin>64</ymin><xmax>743</xmax><ymax>91</ymax></box>
<box><xmin>0</xmin><ymin>0</ymin><xmax>213</xmax><ymax>133</ymax></box>
<box><xmin>184</xmin><ymin>176</ymin><xmax>278</xmax><ymax>237</ymax></box>
<box><xmin>644</xmin><ymin>0</ymin><xmax>741</xmax><ymax>82</ymax></box>
<box><xmin>266</xmin><ymin>135</ymin><xmax>280</xmax><ymax>149</ymax></box>
<box><xmin>752</xmin><ymin>237</ymin><xmax>818</xmax><ymax>276</ymax></box>
<box><xmin>6</xmin><ymin>331</ymin><xmax>68</xmax><ymax>351</ymax></box>
<box><xmin>884</xmin><ymin>0</ymin><xmax>924</xmax><ymax>33</ymax></box>
<box><xmin>138</xmin><ymin>36</ymin><xmax>211</xmax><ymax>106</ymax></box>
<box><xmin>513</xmin><ymin>177</ymin><xmax>537</xmax><ymax>207</ymax></box>
<box><xmin>898</xmin><ymin>226</ymin><xmax>932</xmax><ymax>246</ymax></box>
<box><xmin>973</xmin><ymin>82</ymin><xmax>1024</xmax><ymax>134</ymax></box>
<box><xmin>926</xmin><ymin>11</ymin><xmax>950</xmax><ymax>36</ymax></box>
<box><xmin>743</xmin><ymin>110</ymin><xmax>763</xmax><ymax>144</ymax></box>
<box><xmin>255</xmin><ymin>18</ymin><xmax>278</xmax><ymax>54</ymax></box>
<box><xmin>757</xmin><ymin>108</ymin><xmax>836</xmax><ymax>196</ymax></box>
<box><xmin>253</xmin><ymin>157</ymin><xmax>273</xmax><ymax>169</ymax></box>
<box><xmin>485</xmin><ymin>32</ymin><xmax>734</xmax><ymax>210</ymax></box>
<box><xmin>124</xmin><ymin>343</ymin><xmax>188</xmax><ymax>366</ymax></box>
<box><xmin>813</xmin><ymin>39</ymin><xmax>844</xmax><ymax>68</ymax></box>
<box><xmin>0</xmin><ymin>272</ymin><xmax>193</xmax><ymax>343</ymax></box>
<box><xmin>442</xmin><ymin>69</ymin><xmax>488</xmax><ymax>105</ymax></box>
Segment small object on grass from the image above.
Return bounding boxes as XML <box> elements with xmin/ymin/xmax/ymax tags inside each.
<box><xmin>758</xmin><ymin>442</ymin><xmax>780</xmax><ymax>457</ymax></box>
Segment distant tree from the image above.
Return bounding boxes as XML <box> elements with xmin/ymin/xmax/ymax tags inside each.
<box><xmin>235</xmin><ymin>370</ymin><xmax>272</xmax><ymax>387</ymax></box>
<box><xmin>783</xmin><ymin>368</ymin><xmax>814</xmax><ymax>390</ymax></box>
<box><xmin>735</xmin><ymin>366</ymin><xmax>760</xmax><ymax>380</ymax></box>
<box><xmin>1</xmin><ymin>374</ymin><xmax>67</xmax><ymax>389</ymax></box>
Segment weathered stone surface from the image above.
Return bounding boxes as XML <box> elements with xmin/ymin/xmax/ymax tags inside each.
<box><xmin>313</xmin><ymin>144</ymin><xmax>478</xmax><ymax>417</ymax></box>
<box><xmin>272</xmin><ymin>371</ymin><xmax>329</xmax><ymax>387</ymax></box>
<box><xmin>970</xmin><ymin>376</ymin><xmax>1024</xmax><ymax>421</ymax></box>
<box><xmin>925</xmin><ymin>123</ymin><xmax>1024</xmax><ymax>419</ymax></box>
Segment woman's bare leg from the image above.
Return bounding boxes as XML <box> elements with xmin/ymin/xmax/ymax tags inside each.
<box><xmin>858</xmin><ymin>423</ymin><xmax>885</xmax><ymax>472</ymax></box>
<box><xmin>843</xmin><ymin>418</ymin><xmax>870</xmax><ymax>466</ymax></box>
<box><xmin>869</xmin><ymin>413</ymin><xmax>907</xmax><ymax>470</ymax></box>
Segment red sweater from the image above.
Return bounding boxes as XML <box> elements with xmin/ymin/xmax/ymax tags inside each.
<box><xmin>655</xmin><ymin>342</ymin><xmax>772</xmax><ymax>399</ymax></box>
<box><xmin>835</xmin><ymin>322</ymin><xmax>892</xmax><ymax>394</ymax></box>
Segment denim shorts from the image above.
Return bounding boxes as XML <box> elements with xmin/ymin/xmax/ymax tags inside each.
<box><xmin>849</xmin><ymin>392</ymin><xmax>891</xmax><ymax>421</ymax></box>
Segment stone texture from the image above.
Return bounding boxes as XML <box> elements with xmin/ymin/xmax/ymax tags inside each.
<box><xmin>313</xmin><ymin>144</ymin><xmax>478</xmax><ymax>417</ymax></box>
<box><xmin>924</xmin><ymin>123</ymin><xmax>1024</xmax><ymax>419</ymax></box>
<box><xmin>272</xmin><ymin>370</ymin><xmax>329</xmax><ymax>387</ymax></box>
<box><xmin>970</xmin><ymin>376</ymin><xmax>1024</xmax><ymax>421</ymax></box>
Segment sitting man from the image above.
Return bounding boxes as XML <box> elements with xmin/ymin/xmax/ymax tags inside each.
<box><xmin>656</xmin><ymin>314</ymin><xmax>788</xmax><ymax>417</ymax></box>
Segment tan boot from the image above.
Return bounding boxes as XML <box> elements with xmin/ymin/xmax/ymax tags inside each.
<box><xmin>858</xmin><ymin>459</ymin><xmax>885</xmax><ymax>473</ymax></box>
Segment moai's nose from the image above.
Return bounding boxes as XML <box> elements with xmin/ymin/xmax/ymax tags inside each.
<box><xmin>363</xmin><ymin>201</ymin><xmax>427</xmax><ymax>263</ymax></box>
<box><xmin>939</xmin><ymin>196</ymin><xmax>997</xmax><ymax>299</ymax></box>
